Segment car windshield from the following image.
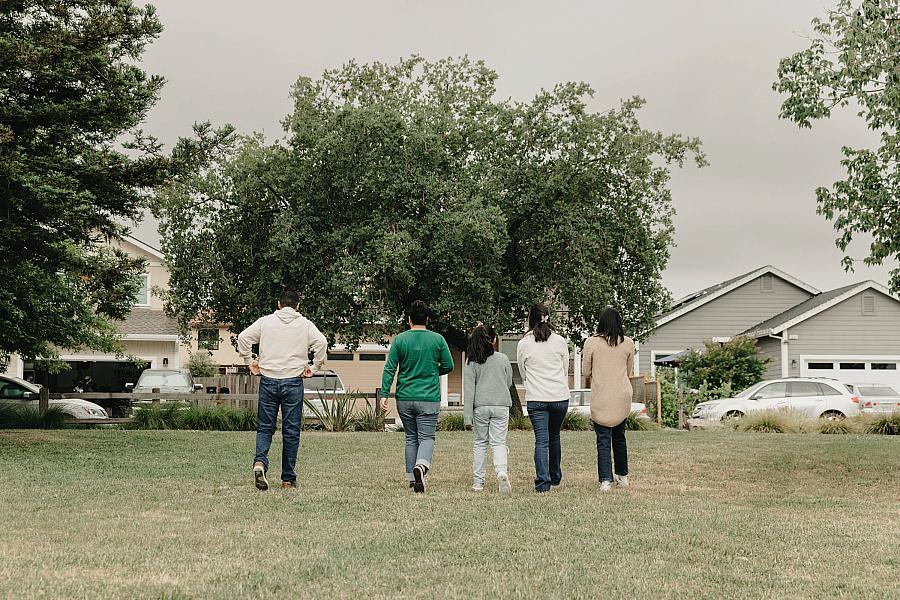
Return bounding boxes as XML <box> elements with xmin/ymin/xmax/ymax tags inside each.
<box><xmin>305</xmin><ymin>374</ymin><xmax>343</xmax><ymax>392</ymax></box>
<box><xmin>138</xmin><ymin>373</ymin><xmax>191</xmax><ymax>388</ymax></box>
<box><xmin>859</xmin><ymin>386</ymin><xmax>898</xmax><ymax>397</ymax></box>
<box><xmin>734</xmin><ymin>382</ymin><xmax>764</xmax><ymax>398</ymax></box>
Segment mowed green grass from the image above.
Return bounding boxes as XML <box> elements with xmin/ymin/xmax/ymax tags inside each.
<box><xmin>0</xmin><ymin>429</ymin><xmax>898</xmax><ymax>599</ymax></box>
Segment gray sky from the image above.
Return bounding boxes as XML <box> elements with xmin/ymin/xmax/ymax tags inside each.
<box><xmin>132</xmin><ymin>0</ymin><xmax>895</xmax><ymax>298</ymax></box>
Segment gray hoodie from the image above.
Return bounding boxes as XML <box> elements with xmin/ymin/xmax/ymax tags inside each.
<box><xmin>237</xmin><ymin>307</ymin><xmax>328</xmax><ymax>379</ymax></box>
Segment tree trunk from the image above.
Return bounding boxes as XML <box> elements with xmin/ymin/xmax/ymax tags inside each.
<box><xmin>509</xmin><ymin>382</ymin><xmax>524</xmax><ymax>418</ymax></box>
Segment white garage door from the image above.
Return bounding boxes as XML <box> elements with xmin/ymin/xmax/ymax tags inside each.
<box><xmin>801</xmin><ymin>356</ymin><xmax>900</xmax><ymax>390</ymax></box>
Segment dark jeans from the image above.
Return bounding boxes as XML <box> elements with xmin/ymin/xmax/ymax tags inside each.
<box><xmin>396</xmin><ymin>401</ymin><xmax>440</xmax><ymax>481</ymax></box>
<box><xmin>527</xmin><ymin>400</ymin><xmax>569</xmax><ymax>492</ymax></box>
<box><xmin>254</xmin><ymin>376</ymin><xmax>304</xmax><ymax>484</ymax></box>
<box><xmin>594</xmin><ymin>420</ymin><xmax>628</xmax><ymax>482</ymax></box>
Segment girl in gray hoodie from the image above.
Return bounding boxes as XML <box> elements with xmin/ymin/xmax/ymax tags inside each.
<box><xmin>464</xmin><ymin>324</ymin><xmax>513</xmax><ymax>495</ymax></box>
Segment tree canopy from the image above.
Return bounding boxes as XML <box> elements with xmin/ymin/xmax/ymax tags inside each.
<box><xmin>774</xmin><ymin>0</ymin><xmax>900</xmax><ymax>292</ymax></box>
<box><xmin>155</xmin><ymin>57</ymin><xmax>705</xmax><ymax>348</ymax></box>
<box><xmin>0</xmin><ymin>0</ymin><xmax>168</xmax><ymax>369</ymax></box>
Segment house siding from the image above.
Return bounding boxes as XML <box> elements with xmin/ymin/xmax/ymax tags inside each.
<box><xmin>784</xmin><ymin>290</ymin><xmax>900</xmax><ymax>376</ymax></box>
<box><xmin>639</xmin><ymin>275</ymin><xmax>814</xmax><ymax>375</ymax></box>
<box><xmin>756</xmin><ymin>336</ymin><xmax>783</xmax><ymax>380</ymax></box>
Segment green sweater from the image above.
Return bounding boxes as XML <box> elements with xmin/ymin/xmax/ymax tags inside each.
<box><xmin>381</xmin><ymin>329</ymin><xmax>454</xmax><ymax>402</ymax></box>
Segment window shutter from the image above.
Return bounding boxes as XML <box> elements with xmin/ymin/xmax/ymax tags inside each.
<box><xmin>761</xmin><ymin>274</ymin><xmax>774</xmax><ymax>293</ymax></box>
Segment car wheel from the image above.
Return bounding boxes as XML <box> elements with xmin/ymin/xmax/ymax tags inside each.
<box><xmin>721</xmin><ymin>410</ymin><xmax>743</xmax><ymax>421</ymax></box>
<box><xmin>820</xmin><ymin>410</ymin><xmax>845</xmax><ymax>420</ymax></box>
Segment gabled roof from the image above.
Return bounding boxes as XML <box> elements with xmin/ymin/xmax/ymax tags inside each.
<box><xmin>656</xmin><ymin>266</ymin><xmax>820</xmax><ymax>328</ymax></box>
<box><xmin>122</xmin><ymin>234</ymin><xmax>165</xmax><ymax>261</ymax></box>
<box><xmin>742</xmin><ymin>280</ymin><xmax>898</xmax><ymax>338</ymax></box>
<box><xmin>117</xmin><ymin>308</ymin><xmax>180</xmax><ymax>336</ymax></box>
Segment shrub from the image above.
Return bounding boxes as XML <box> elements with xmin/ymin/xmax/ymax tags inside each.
<box><xmin>0</xmin><ymin>404</ymin><xmax>68</xmax><ymax>429</ymax></box>
<box><xmin>818</xmin><ymin>418</ymin><xmax>856</xmax><ymax>435</ymax></box>
<box><xmin>508</xmin><ymin>414</ymin><xmax>532</xmax><ymax>431</ymax></box>
<box><xmin>353</xmin><ymin>399</ymin><xmax>385</xmax><ymax>432</ymax></box>
<box><xmin>561</xmin><ymin>411</ymin><xmax>591</xmax><ymax>431</ymax></box>
<box><xmin>679</xmin><ymin>337</ymin><xmax>768</xmax><ymax>392</ymax></box>
<box><xmin>186</xmin><ymin>351</ymin><xmax>219</xmax><ymax>378</ymax></box>
<box><xmin>303</xmin><ymin>387</ymin><xmax>356</xmax><ymax>432</ymax></box>
<box><xmin>625</xmin><ymin>411</ymin><xmax>653</xmax><ymax>431</ymax></box>
<box><xmin>131</xmin><ymin>404</ymin><xmax>256</xmax><ymax>431</ymax></box>
<box><xmin>735</xmin><ymin>410</ymin><xmax>807</xmax><ymax>434</ymax></box>
<box><xmin>437</xmin><ymin>412</ymin><xmax>465</xmax><ymax>431</ymax></box>
<box><xmin>862</xmin><ymin>412</ymin><xmax>900</xmax><ymax>435</ymax></box>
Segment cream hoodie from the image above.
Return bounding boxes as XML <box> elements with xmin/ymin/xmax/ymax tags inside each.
<box><xmin>237</xmin><ymin>307</ymin><xmax>327</xmax><ymax>379</ymax></box>
<box><xmin>516</xmin><ymin>332</ymin><xmax>571</xmax><ymax>403</ymax></box>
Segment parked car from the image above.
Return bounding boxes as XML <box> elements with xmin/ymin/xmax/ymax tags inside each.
<box><xmin>302</xmin><ymin>370</ymin><xmax>347</xmax><ymax>413</ymax></box>
<box><xmin>127</xmin><ymin>369</ymin><xmax>203</xmax><ymax>394</ymax></box>
<box><xmin>568</xmin><ymin>388</ymin><xmax>650</xmax><ymax>421</ymax></box>
<box><xmin>692</xmin><ymin>377</ymin><xmax>861</xmax><ymax>421</ymax></box>
<box><xmin>844</xmin><ymin>383</ymin><xmax>900</xmax><ymax>415</ymax></box>
<box><xmin>0</xmin><ymin>374</ymin><xmax>108</xmax><ymax>420</ymax></box>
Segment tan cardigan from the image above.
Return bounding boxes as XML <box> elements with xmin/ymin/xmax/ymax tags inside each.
<box><xmin>581</xmin><ymin>335</ymin><xmax>635</xmax><ymax>427</ymax></box>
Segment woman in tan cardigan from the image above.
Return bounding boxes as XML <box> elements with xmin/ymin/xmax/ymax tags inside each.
<box><xmin>581</xmin><ymin>307</ymin><xmax>635</xmax><ymax>492</ymax></box>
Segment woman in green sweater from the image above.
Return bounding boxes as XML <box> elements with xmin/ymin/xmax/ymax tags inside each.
<box><xmin>463</xmin><ymin>325</ymin><xmax>513</xmax><ymax>495</ymax></box>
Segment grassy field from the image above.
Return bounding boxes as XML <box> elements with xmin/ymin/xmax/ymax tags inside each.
<box><xmin>1</xmin><ymin>429</ymin><xmax>898</xmax><ymax>599</ymax></box>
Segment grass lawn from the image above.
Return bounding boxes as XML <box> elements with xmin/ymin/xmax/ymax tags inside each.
<box><xmin>1</xmin><ymin>429</ymin><xmax>898</xmax><ymax>599</ymax></box>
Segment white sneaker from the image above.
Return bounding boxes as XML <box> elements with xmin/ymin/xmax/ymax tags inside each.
<box><xmin>615</xmin><ymin>475</ymin><xmax>629</xmax><ymax>488</ymax></box>
<box><xmin>498</xmin><ymin>472</ymin><xmax>512</xmax><ymax>496</ymax></box>
<box><xmin>599</xmin><ymin>480</ymin><xmax>612</xmax><ymax>492</ymax></box>
<box><xmin>472</xmin><ymin>483</ymin><xmax>484</xmax><ymax>492</ymax></box>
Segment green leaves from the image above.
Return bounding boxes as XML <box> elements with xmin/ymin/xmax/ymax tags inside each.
<box><xmin>156</xmin><ymin>57</ymin><xmax>705</xmax><ymax>348</ymax></box>
<box><xmin>0</xmin><ymin>0</ymin><xmax>168</xmax><ymax>369</ymax></box>
<box><xmin>774</xmin><ymin>0</ymin><xmax>900</xmax><ymax>292</ymax></box>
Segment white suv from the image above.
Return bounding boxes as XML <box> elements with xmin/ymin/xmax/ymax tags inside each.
<box><xmin>693</xmin><ymin>378</ymin><xmax>861</xmax><ymax>421</ymax></box>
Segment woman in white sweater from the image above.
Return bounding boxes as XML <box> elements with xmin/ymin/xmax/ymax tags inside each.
<box><xmin>516</xmin><ymin>304</ymin><xmax>571</xmax><ymax>493</ymax></box>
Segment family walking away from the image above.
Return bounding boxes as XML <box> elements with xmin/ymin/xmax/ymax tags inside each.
<box><xmin>240</xmin><ymin>292</ymin><xmax>634</xmax><ymax>496</ymax></box>
<box><xmin>237</xmin><ymin>290</ymin><xmax>327</xmax><ymax>491</ymax></box>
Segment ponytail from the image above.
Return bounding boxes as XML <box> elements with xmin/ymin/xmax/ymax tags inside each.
<box><xmin>527</xmin><ymin>303</ymin><xmax>552</xmax><ymax>343</ymax></box>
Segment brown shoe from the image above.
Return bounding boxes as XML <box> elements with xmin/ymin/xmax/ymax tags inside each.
<box><xmin>253</xmin><ymin>461</ymin><xmax>268</xmax><ymax>491</ymax></box>
<box><xmin>281</xmin><ymin>481</ymin><xmax>297</xmax><ymax>490</ymax></box>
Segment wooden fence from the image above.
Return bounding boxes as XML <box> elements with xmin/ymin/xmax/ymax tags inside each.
<box><xmin>630</xmin><ymin>375</ymin><xmax>662</xmax><ymax>424</ymax></box>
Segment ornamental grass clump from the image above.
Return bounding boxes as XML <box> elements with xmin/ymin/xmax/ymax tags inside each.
<box><xmin>0</xmin><ymin>405</ymin><xmax>68</xmax><ymax>429</ymax></box>
<box><xmin>437</xmin><ymin>412</ymin><xmax>465</xmax><ymax>431</ymax></box>
<box><xmin>561</xmin><ymin>411</ymin><xmax>591</xmax><ymax>431</ymax></box>
<box><xmin>862</xmin><ymin>412</ymin><xmax>900</xmax><ymax>435</ymax></box>
<box><xmin>352</xmin><ymin>399</ymin><xmax>385</xmax><ymax>432</ymax></box>
<box><xmin>735</xmin><ymin>410</ymin><xmax>806</xmax><ymax>434</ymax></box>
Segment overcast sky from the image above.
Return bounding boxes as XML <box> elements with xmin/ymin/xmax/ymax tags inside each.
<box><xmin>131</xmin><ymin>0</ymin><xmax>895</xmax><ymax>298</ymax></box>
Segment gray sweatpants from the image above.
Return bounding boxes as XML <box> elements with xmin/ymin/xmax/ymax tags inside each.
<box><xmin>472</xmin><ymin>405</ymin><xmax>510</xmax><ymax>486</ymax></box>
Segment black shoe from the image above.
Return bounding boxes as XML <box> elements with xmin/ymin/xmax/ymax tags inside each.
<box><xmin>409</xmin><ymin>481</ymin><xmax>415</xmax><ymax>490</ymax></box>
<box><xmin>412</xmin><ymin>465</ymin><xmax>426</xmax><ymax>494</ymax></box>
<box><xmin>253</xmin><ymin>462</ymin><xmax>268</xmax><ymax>491</ymax></box>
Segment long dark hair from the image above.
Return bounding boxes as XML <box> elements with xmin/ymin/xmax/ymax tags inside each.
<box><xmin>597</xmin><ymin>307</ymin><xmax>625</xmax><ymax>346</ymax></box>
<box><xmin>527</xmin><ymin>303</ymin><xmax>552</xmax><ymax>343</ymax></box>
<box><xmin>466</xmin><ymin>324</ymin><xmax>496</xmax><ymax>364</ymax></box>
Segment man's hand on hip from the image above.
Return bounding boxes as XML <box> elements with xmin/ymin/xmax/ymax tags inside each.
<box><xmin>249</xmin><ymin>360</ymin><xmax>260</xmax><ymax>376</ymax></box>
<box><xmin>301</xmin><ymin>365</ymin><xmax>314</xmax><ymax>378</ymax></box>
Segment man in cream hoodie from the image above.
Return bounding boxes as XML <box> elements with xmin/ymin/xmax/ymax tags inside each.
<box><xmin>238</xmin><ymin>290</ymin><xmax>327</xmax><ymax>491</ymax></box>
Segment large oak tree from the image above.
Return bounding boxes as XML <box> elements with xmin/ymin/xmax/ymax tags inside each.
<box><xmin>155</xmin><ymin>57</ymin><xmax>706</xmax><ymax>350</ymax></box>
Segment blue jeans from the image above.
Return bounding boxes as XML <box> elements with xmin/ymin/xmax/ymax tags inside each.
<box><xmin>594</xmin><ymin>420</ymin><xmax>628</xmax><ymax>482</ymax></box>
<box><xmin>397</xmin><ymin>401</ymin><xmax>440</xmax><ymax>481</ymax></box>
<box><xmin>527</xmin><ymin>400</ymin><xmax>569</xmax><ymax>492</ymax></box>
<box><xmin>254</xmin><ymin>376</ymin><xmax>304</xmax><ymax>484</ymax></box>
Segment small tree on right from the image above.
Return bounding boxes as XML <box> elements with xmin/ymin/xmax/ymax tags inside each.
<box><xmin>773</xmin><ymin>0</ymin><xmax>900</xmax><ymax>292</ymax></box>
<box><xmin>679</xmin><ymin>337</ymin><xmax>768</xmax><ymax>393</ymax></box>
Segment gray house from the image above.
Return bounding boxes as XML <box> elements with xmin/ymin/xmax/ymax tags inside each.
<box><xmin>744</xmin><ymin>281</ymin><xmax>900</xmax><ymax>388</ymax></box>
<box><xmin>639</xmin><ymin>267</ymin><xmax>900</xmax><ymax>392</ymax></box>
<box><xmin>637</xmin><ymin>266</ymin><xmax>818</xmax><ymax>376</ymax></box>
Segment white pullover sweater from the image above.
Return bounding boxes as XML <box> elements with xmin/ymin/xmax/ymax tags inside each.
<box><xmin>516</xmin><ymin>332</ymin><xmax>570</xmax><ymax>403</ymax></box>
<box><xmin>237</xmin><ymin>307</ymin><xmax>327</xmax><ymax>379</ymax></box>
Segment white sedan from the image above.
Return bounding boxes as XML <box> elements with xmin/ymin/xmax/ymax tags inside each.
<box><xmin>568</xmin><ymin>389</ymin><xmax>651</xmax><ymax>421</ymax></box>
<box><xmin>692</xmin><ymin>377</ymin><xmax>861</xmax><ymax>421</ymax></box>
<box><xmin>0</xmin><ymin>375</ymin><xmax>108</xmax><ymax>420</ymax></box>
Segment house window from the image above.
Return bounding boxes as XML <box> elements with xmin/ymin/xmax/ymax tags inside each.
<box><xmin>839</xmin><ymin>362</ymin><xmax>865</xmax><ymax>370</ymax></box>
<box><xmin>359</xmin><ymin>353</ymin><xmax>386</xmax><ymax>361</ymax></box>
<box><xmin>871</xmin><ymin>363</ymin><xmax>897</xmax><ymax>371</ymax></box>
<box><xmin>133</xmin><ymin>273</ymin><xmax>150</xmax><ymax>306</ymax></box>
<box><xmin>197</xmin><ymin>329</ymin><xmax>219</xmax><ymax>351</ymax></box>
<box><xmin>327</xmin><ymin>352</ymin><xmax>353</xmax><ymax>361</ymax></box>
<box><xmin>760</xmin><ymin>274</ymin><xmax>774</xmax><ymax>293</ymax></box>
<box><xmin>807</xmin><ymin>362</ymin><xmax>834</xmax><ymax>370</ymax></box>
<box><xmin>862</xmin><ymin>294</ymin><xmax>876</xmax><ymax>315</ymax></box>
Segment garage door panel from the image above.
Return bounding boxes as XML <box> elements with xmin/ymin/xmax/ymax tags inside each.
<box><xmin>800</xmin><ymin>356</ymin><xmax>900</xmax><ymax>389</ymax></box>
